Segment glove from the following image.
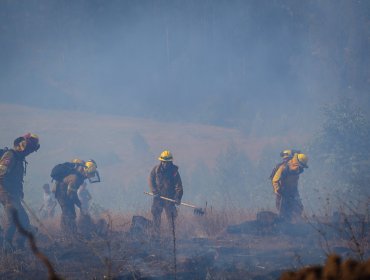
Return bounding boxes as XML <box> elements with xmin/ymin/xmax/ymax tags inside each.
<box><xmin>175</xmin><ymin>198</ymin><xmax>181</xmax><ymax>205</ymax></box>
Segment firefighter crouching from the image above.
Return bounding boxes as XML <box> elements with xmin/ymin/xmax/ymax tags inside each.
<box><xmin>52</xmin><ymin>159</ymin><xmax>100</xmax><ymax>238</ymax></box>
<box><xmin>149</xmin><ymin>150</ymin><xmax>183</xmax><ymax>235</ymax></box>
<box><xmin>272</xmin><ymin>153</ymin><xmax>308</xmax><ymax>222</ymax></box>
<box><xmin>0</xmin><ymin>133</ymin><xmax>40</xmax><ymax>252</ymax></box>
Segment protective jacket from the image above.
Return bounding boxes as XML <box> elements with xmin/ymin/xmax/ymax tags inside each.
<box><xmin>149</xmin><ymin>163</ymin><xmax>183</xmax><ymax>200</ymax></box>
<box><xmin>54</xmin><ymin>173</ymin><xmax>85</xmax><ymax>236</ymax></box>
<box><xmin>0</xmin><ymin>150</ymin><xmax>26</xmax><ymax>197</ymax></box>
<box><xmin>55</xmin><ymin>173</ymin><xmax>85</xmax><ymax>208</ymax></box>
<box><xmin>271</xmin><ymin>154</ymin><xmax>304</xmax><ymax>195</ymax></box>
<box><xmin>0</xmin><ymin>149</ymin><xmax>32</xmax><ymax>248</ymax></box>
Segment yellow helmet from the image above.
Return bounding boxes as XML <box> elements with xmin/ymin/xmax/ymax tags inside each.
<box><xmin>158</xmin><ymin>150</ymin><xmax>173</xmax><ymax>162</ymax></box>
<box><xmin>71</xmin><ymin>158</ymin><xmax>85</xmax><ymax>165</ymax></box>
<box><xmin>280</xmin><ymin>150</ymin><xmax>293</xmax><ymax>159</ymax></box>
<box><xmin>84</xmin><ymin>159</ymin><xmax>101</xmax><ymax>183</ymax></box>
<box><xmin>84</xmin><ymin>159</ymin><xmax>97</xmax><ymax>175</ymax></box>
<box><xmin>297</xmin><ymin>153</ymin><xmax>308</xmax><ymax>168</ymax></box>
<box><xmin>280</xmin><ymin>149</ymin><xmax>301</xmax><ymax>159</ymax></box>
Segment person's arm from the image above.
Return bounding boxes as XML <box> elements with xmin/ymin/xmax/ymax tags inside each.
<box><xmin>0</xmin><ymin>151</ymin><xmax>15</xmax><ymax>186</ymax></box>
<box><xmin>174</xmin><ymin>170</ymin><xmax>183</xmax><ymax>203</ymax></box>
<box><xmin>149</xmin><ymin>167</ymin><xmax>159</xmax><ymax>196</ymax></box>
<box><xmin>66</xmin><ymin>175</ymin><xmax>82</xmax><ymax>208</ymax></box>
<box><xmin>272</xmin><ymin>164</ymin><xmax>285</xmax><ymax>194</ymax></box>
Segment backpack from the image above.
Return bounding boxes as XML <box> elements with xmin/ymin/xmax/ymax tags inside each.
<box><xmin>269</xmin><ymin>161</ymin><xmax>286</xmax><ymax>180</ymax></box>
<box><xmin>0</xmin><ymin>147</ymin><xmax>29</xmax><ymax>175</ymax></box>
<box><xmin>0</xmin><ymin>147</ymin><xmax>10</xmax><ymax>160</ymax></box>
<box><xmin>50</xmin><ymin>162</ymin><xmax>78</xmax><ymax>182</ymax></box>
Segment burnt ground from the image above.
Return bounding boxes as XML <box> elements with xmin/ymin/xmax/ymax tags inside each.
<box><xmin>0</xmin><ymin>213</ymin><xmax>369</xmax><ymax>280</ymax></box>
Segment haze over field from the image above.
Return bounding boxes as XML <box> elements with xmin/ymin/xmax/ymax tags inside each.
<box><xmin>0</xmin><ymin>0</ymin><xmax>369</xmax><ymax>213</ymax></box>
<box><xmin>0</xmin><ymin>103</ymin><xmax>307</xmax><ymax>211</ymax></box>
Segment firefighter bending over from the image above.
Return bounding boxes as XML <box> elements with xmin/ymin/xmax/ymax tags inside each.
<box><xmin>52</xmin><ymin>159</ymin><xmax>100</xmax><ymax>238</ymax></box>
<box><xmin>271</xmin><ymin>152</ymin><xmax>308</xmax><ymax>222</ymax></box>
<box><xmin>149</xmin><ymin>150</ymin><xmax>183</xmax><ymax>235</ymax></box>
<box><xmin>0</xmin><ymin>133</ymin><xmax>40</xmax><ymax>252</ymax></box>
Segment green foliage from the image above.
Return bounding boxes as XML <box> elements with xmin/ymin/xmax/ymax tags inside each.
<box><xmin>310</xmin><ymin>97</ymin><xmax>370</xmax><ymax>199</ymax></box>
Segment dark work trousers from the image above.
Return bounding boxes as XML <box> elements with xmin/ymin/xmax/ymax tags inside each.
<box><xmin>151</xmin><ymin>197</ymin><xmax>177</xmax><ymax>235</ymax></box>
<box><xmin>56</xmin><ymin>195</ymin><xmax>77</xmax><ymax>237</ymax></box>
<box><xmin>278</xmin><ymin>192</ymin><xmax>303</xmax><ymax>222</ymax></box>
<box><xmin>0</xmin><ymin>191</ymin><xmax>31</xmax><ymax>247</ymax></box>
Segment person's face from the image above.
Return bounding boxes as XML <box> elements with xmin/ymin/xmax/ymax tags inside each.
<box><xmin>161</xmin><ymin>161</ymin><xmax>172</xmax><ymax>169</ymax></box>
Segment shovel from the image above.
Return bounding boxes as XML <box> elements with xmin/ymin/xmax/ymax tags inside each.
<box><xmin>144</xmin><ymin>191</ymin><xmax>205</xmax><ymax>216</ymax></box>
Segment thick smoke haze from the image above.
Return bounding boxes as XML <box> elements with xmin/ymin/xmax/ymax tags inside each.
<box><xmin>0</xmin><ymin>1</ymin><xmax>369</xmax><ymax>213</ymax></box>
<box><xmin>1</xmin><ymin>1</ymin><xmax>369</xmax><ymax>127</ymax></box>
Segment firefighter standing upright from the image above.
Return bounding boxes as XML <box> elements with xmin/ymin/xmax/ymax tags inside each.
<box><xmin>0</xmin><ymin>133</ymin><xmax>40</xmax><ymax>252</ymax></box>
<box><xmin>149</xmin><ymin>150</ymin><xmax>183</xmax><ymax>235</ymax></box>
<box><xmin>271</xmin><ymin>152</ymin><xmax>308</xmax><ymax>222</ymax></box>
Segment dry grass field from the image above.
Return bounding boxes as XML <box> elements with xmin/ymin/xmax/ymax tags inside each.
<box><xmin>0</xmin><ymin>102</ymin><xmax>308</xmax><ymax>211</ymax></box>
<box><xmin>1</xmin><ymin>103</ymin><xmax>368</xmax><ymax>279</ymax></box>
<box><xmin>0</xmin><ymin>207</ymin><xmax>369</xmax><ymax>279</ymax></box>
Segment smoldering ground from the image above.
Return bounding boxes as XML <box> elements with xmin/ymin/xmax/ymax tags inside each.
<box><xmin>1</xmin><ymin>207</ymin><xmax>369</xmax><ymax>279</ymax></box>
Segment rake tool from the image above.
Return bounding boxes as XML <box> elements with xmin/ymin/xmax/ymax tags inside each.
<box><xmin>144</xmin><ymin>191</ymin><xmax>205</xmax><ymax>216</ymax></box>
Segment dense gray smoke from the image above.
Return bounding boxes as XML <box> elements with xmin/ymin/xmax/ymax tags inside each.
<box><xmin>1</xmin><ymin>1</ymin><xmax>369</xmax><ymax>126</ymax></box>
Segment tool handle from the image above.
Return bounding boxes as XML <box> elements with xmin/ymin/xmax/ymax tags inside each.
<box><xmin>21</xmin><ymin>199</ymin><xmax>54</xmax><ymax>241</ymax></box>
<box><xmin>144</xmin><ymin>191</ymin><xmax>198</xmax><ymax>209</ymax></box>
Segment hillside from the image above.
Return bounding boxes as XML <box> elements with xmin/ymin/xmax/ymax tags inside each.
<box><xmin>0</xmin><ymin>103</ymin><xmax>308</xmax><ymax>211</ymax></box>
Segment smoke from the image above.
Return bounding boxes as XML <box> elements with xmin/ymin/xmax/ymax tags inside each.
<box><xmin>0</xmin><ymin>1</ymin><xmax>369</xmax><ymax>213</ymax></box>
<box><xmin>2</xmin><ymin>1</ymin><xmax>368</xmax><ymax>124</ymax></box>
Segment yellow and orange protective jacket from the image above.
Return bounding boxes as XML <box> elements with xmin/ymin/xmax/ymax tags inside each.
<box><xmin>271</xmin><ymin>154</ymin><xmax>304</xmax><ymax>195</ymax></box>
<box><xmin>0</xmin><ymin>150</ymin><xmax>26</xmax><ymax>198</ymax></box>
<box><xmin>54</xmin><ymin>173</ymin><xmax>85</xmax><ymax>208</ymax></box>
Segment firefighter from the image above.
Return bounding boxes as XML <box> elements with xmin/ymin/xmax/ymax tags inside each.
<box><xmin>77</xmin><ymin>182</ymin><xmax>92</xmax><ymax>215</ymax></box>
<box><xmin>280</xmin><ymin>149</ymin><xmax>301</xmax><ymax>160</ymax></box>
<box><xmin>149</xmin><ymin>150</ymin><xmax>183</xmax><ymax>235</ymax></box>
<box><xmin>39</xmin><ymin>183</ymin><xmax>57</xmax><ymax>219</ymax></box>
<box><xmin>53</xmin><ymin>159</ymin><xmax>100</xmax><ymax>238</ymax></box>
<box><xmin>77</xmin><ymin>181</ymin><xmax>94</xmax><ymax>238</ymax></box>
<box><xmin>269</xmin><ymin>149</ymin><xmax>301</xmax><ymax>181</ymax></box>
<box><xmin>0</xmin><ymin>133</ymin><xmax>40</xmax><ymax>252</ymax></box>
<box><xmin>271</xmin><ymin>153</ymin><xmax>308</xmax><ymax>222</ymax></box>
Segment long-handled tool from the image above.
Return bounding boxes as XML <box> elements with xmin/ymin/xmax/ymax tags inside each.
<box><xmin>21</xmin><ymin>199</ymin><xmax>54</xmax><ymax>242</ymax></box>
<box><xmin>144</xmin><ymin>191</ymin><xmax>205</xmax><ymax>216</ymax></box>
